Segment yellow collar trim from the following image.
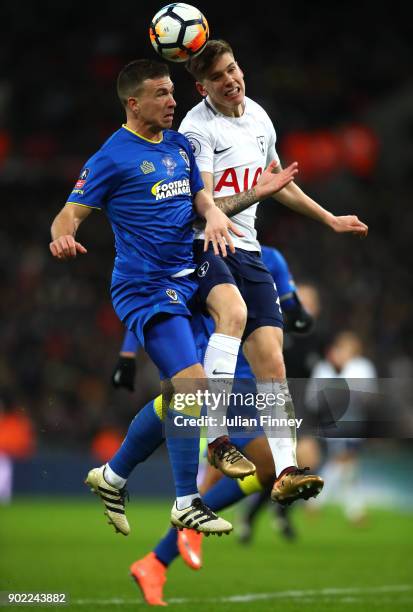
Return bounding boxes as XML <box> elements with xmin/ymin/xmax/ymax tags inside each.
<box><xmin>122</xmin><ymin>124</ymin><xmax>163</xmax><ymax>144</ymax></box>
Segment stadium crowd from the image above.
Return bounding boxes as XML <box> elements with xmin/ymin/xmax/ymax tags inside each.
<box><xmin>1</xmin><ymin>1</ymin><xmax>412</xmax><ymax>448</ymax></box>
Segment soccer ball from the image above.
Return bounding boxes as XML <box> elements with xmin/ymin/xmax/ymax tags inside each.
<box><xmin>149</xmin><ymin>3</ymin><xmax>209</xmax><ymax>63</ymax></box>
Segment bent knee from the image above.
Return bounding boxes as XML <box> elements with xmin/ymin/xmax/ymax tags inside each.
<box><xmin>250</xmin><ymin>349</ymin><xmax>286</xmax><ymax>379</ymax></box>
<box><xmin>206</xmin><ymin>285</ymin><xmax>247</xmax><ymax>336</ymax></box>
<box><xmin>224</xmin><ymin>303</ymin><xmax>248</xmax><ymax>331</ymax></box>
<box><xmin>213</xmin><ymin>303</ymin><xmax>247</xmax><ymax>336</ymax></box>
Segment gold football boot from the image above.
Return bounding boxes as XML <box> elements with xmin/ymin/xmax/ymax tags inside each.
<box><xmin>271</xmin><ymin>467</ymin><xmax>324</xmax><ymax>505</ymax></box>
<box><xmin>207</xmin><ymin>436</ymin><xmax>256</xmax><ymax>479</ymax></box>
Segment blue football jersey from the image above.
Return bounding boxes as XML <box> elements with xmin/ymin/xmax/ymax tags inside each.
<box><xmin>67</xmin><ymin>126</ymin><xmax>204</xmax><ymax>281</ymax></box>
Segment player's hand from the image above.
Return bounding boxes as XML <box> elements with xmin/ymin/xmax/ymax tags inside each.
<box><xmin>203</xmin><ymin>206</ymin><xmax>244</xmax><ymax>257</ymax></box>
<box><xmin>255</xmin><ymin>160</ymin><xmax>299</xmax><ymax>199</ymax></box>
<box><xmin>111</xmin><ymin>356</ymin><xmax>136</xmax><ymax>391</ymax></box>
<box><xmin>329</xmin><ymin>215</ymin><xmax>368</xmax><ymax>237</ymax></box>
<box><xmin>49</xmin><ymin>235</ymin><xmax>87</xmax><ymax>260</ymax></box>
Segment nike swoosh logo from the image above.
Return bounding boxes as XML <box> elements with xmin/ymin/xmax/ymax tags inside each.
<box><xmin>212</xmin><ymin>369</ymin><xmax>233</xmax><ymax>375</ymax></box>
<box><xmin>213</xmin><ymin>146</ymin><xmax>232</xmax><ymax>154</ymax></box>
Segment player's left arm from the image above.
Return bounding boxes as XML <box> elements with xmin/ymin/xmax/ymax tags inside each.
<box><xmin>193</xmin><ymin>189</ymin><xmax>244</xmax><ymax>256</ymax></box>
<box><xmin>271</xmin><ymin>167</ymin><xmax>368</xmax><ymax>237</ymax></box>
<box><xmin>111</xmin><ymin>329</ymin><xmax>140</xmax><ymax>391</ymax></box>
<box><xmin>264</xmin><ymin>247</ymin><xmax>314</xmax><ymax>334</ymax></box>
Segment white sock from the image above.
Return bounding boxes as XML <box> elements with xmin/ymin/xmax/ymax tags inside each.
<box><xmin>203</xmin><ymin>333</ymin><xmax>241</xmax><ymax>378</ymax></box>
<box><xmin>257</xmin><ymin>380</ymin><xmax>297</xmax><ymax>477</ymax></box>
<box><xmin>176</xmin><ymin>493</ymin><xmax>199</xmax><ymax>510</ymax></box>
<box><xmin>203</xmin><ymin>333</ymin><xmax>241</xmax><ymax>443</ymax></box>
<box><xmin>103</xmin><ymin>464</ymin><xmax>127</xmax><ymax>489</ymax></box>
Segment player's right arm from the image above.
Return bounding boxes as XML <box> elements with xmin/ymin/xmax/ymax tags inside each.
<box><xmin>49</xmin><ymin>204</ymin><xmax>91</xmax><ymax>260</ymax></box>
<box><xmin>197</xmin><ymin>163</ymin><xmax>298</xmax><ymax>219</ymax></box>
<box><xmin>50</xmin><ymin>150</ymin><xmax>116</xmax><ymax>260</ymax></box>
<box><xmin>211</xmin><ymin>161</ymin><xmax>299</xmax><ymax>218</ymax></box>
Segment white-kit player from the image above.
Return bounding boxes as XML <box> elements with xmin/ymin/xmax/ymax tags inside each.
<box><xmin>178</xmin><ymin>39</ymin><xmax>368</xmax><ymax>504</ymax></box>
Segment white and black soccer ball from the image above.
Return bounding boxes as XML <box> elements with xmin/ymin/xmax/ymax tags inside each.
<box><xmin>149</xmin><ymin>3</ymin><xmax>209</xmax><ymax>63</ymax></box>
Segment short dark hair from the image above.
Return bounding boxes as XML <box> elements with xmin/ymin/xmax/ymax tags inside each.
<box><xmin>186</xmin><ymin>40</ymin><xmax>234</xmax><ymax>82</ymax></box>
<box><xmin>117</xmin><ymin>59</ymin><xmax>170</xmax><ymax>107</ymax></box>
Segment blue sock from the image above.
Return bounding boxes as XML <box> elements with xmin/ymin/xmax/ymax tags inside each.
<box><xmin>203</xmin><ymin>476</ymin><xmax>244</xmax><ymax>511</ymax></box>
<box><xmin>165</xmin><ymin>409</ymin><xmax>199</xmax><ymax>497</ymax></box>
<box><xmin>109</xmin><ymin>400</ymin><xmax>164</xmax><ymax>479</ymax></box>
<box><xmin>153</xmin><ymin>528</ymin><xmax>179</xmax><ymax>567</ymax></box>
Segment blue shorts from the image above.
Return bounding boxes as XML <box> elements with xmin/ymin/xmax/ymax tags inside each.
<box><xmin>189</xmin><ymin>307</ymin><xmax>214</xmax><ymax>364</ymax></box>
<box><xmin>193</xmin><ymin>241</ymin><xmax>283</xmax><ymax>339</ymax></box>
<box><xmin>111</xmin><ymin>273</ymin><xmax>199</xmax><ymax>379</ymax></box>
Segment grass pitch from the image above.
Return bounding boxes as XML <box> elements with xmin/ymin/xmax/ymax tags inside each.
<box><xmin>1</xmin><ymin>498</ymin><xmax>412</xmax><ymax>611</ymax></box>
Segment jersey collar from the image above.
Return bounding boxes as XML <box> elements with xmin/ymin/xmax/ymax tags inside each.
<box><xmin>204</xmin><ymin>97</ymin><xmax>218</xmax><ymax>115</ymax></box>
<box><xmin>122</xmin><ymin>124</ymin><xmax>164</xmax><ymax>144</ymax></box>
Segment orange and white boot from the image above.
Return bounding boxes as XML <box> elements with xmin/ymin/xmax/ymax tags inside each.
<box><xmin>130</xmin><ymin>552</ymin><xmax>167</xmax><ymax>607</ymax></box>
<box><xmin>177</xmin><ymin>528</ymin><xmax>203</xmax><ymax>570</ymax></box>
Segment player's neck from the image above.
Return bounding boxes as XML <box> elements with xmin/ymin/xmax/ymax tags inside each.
<box><xmin>124</xmin><ymin>120</ymin><xmax>163</xmax><ymax>143</ymax></box>
<box><xmin>209</xmin><ymin>97</ymin><xmax>245</xmax><ymax>118</ymax></box>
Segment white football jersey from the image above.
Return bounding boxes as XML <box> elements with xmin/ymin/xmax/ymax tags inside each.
<box><xmin>179</xmin><ymin>96</ymin><xmax>280</xmax><ymax>251</ymax></box>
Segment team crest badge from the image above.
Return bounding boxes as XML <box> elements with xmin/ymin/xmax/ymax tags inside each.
<box><xmin>184</xmin><ymin>132</ymin><xmax>201</xmax><ymax>156</ymax></box>
<box><xmin>75</xmin><ymin>167</ymin><xmax>89</xmax><ymax>189</ymax></box>
<box><xmin>179</xmin><ymin>149</ymin><xmax>190</xmax><ymax>167</ymax></box>
<box><xmin>256</xmin><ymin>136</ymin><xmax>266</xmax><ymax>155</ymax></box>
<box><xmin>166</xmin><ymin>288</ymin><xmax>178</xmax><ymax>301</ymax></box>
<box><xmin>140</xmin><ymin>160</ymin><xmax>155</xmax><ymax>174</ymax></box>
<box><xmin>197</xmin><ymin>261</ymin><xmax>210</xmax><ymax>278</ymax></box>
<box><xmin>162</xmin><ymin>155</ymin><xmax>177</xmax><ymax>176</ymax></box>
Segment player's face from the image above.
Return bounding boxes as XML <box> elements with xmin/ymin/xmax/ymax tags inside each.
<box><xmin>136</xmin><ymin>77</ymin><xmax>176</xmax><ymax>131</ymax></box>
<box><xmin>198</xmin><ymin>53</ymin><xmax>245</xmax><ymax>116</ymax></box>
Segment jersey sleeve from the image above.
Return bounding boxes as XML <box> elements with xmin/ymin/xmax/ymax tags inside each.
<box><xmin>179</xmin><ymin>117</ymin><xmax>214</xmax><ymax>174</ymax></box>
<box><xmin>265</xmin><ymin>115</ymin><xmax>281</xmax><ymax>168</ymax></box>
<box><xmin>182</xmin><ymin>136</ymin><xmax>204</xmax><ymax>196</ymax></box>
<box><xmin>66</xmin><ymin>152</ymin><xmax>117</xmax><ymax>210</ymax></box>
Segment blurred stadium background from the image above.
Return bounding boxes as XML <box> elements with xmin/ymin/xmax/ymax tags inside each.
<box><xmin>0</xmin><ymin>1</ymin><xmax>412</xmax><ymax>609</ymax></box>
